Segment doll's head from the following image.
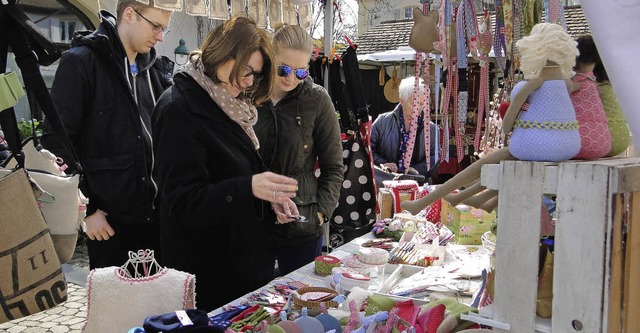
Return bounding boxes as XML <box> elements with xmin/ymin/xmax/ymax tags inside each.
<box><xmin>516</xmin><ymin>23</ymin><xmax>578</xmax><ymax>79</ymax></box>
<box><xmin>575</xmin><ymin>35</ymin><xmax>599</xmax><ymax>66</ymax></box>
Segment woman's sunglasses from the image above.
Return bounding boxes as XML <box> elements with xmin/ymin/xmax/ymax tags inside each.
<box><xmin>277</xmin><ymin>65</ymin><xmax>309</xmax><ymax>80</ymax></box>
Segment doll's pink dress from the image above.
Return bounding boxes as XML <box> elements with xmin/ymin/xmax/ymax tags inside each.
<box><xmin>570</xmin><ymin>72</ymin><xmax>612</xmax><ymax>159</ymax></box>
<box><xmin>509</xmin><ymin>80</ymin><xmax>581</xmax><ymax>162</ymax></box>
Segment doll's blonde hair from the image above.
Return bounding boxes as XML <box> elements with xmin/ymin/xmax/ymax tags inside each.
<box><xmin>516</xmin><ymin>23</ymin><xmax>578</xmax><ymax>79</ymax></box>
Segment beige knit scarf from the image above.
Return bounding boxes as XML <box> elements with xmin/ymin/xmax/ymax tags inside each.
<box><xmin>182</xmin><ymin>54</ymin><xmax>260</xmax><ymax>149</ymax></box>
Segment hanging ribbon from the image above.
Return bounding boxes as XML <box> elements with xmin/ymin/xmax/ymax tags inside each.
<box><xmin>456</xmin><ymin>1</ymin><xmax>469</xmax><ymax>129</ymax></box>
<box><xmin>452</xmin><ymin>62</ymin><xmax>463</xmax><ymax>163</ymax></box>
<box><xmin>558</xmin><ymin>4</ymin><xmax>567</xmax><ymax>29</ymax></box>
<box><xmin>523</xmin><ymin>0</ymin><xmax>542</xmax><ymax>36</ymax></box>
<box><xmin>402</xmin><ymin>4</ymin><xmax>433</xmax><ymax>173</ymax></box>
<box><xmin>474</xmin><ymin>13</ymin><xmax>492</xmax><ymax>151</ymax></box>
<box><xmin>503</xmin><ymin>0</ymin><xmax>514</xmax><ymax>49</ymax></box>
<box><xmin>434</xmin><ymin>0</ymin><xmax>449</xmax><ymax>64</ymax></box>
<box><xmin>438</xmin><ymin>0</ymin><xmax>454</xmax><ymax>163</ymax></box>
<box><xmin>545</xmin><ymin>0</ymin><xmax>558</xmax><ymax>23</ymax></box>
<box><xmin>423</xmin><ymin>54</ymin><xmax>432</xmax><ymax>168</ymax></box>
<box><xmin>402</xmin><ymin>54</ymin><xmax>424</xmax><ymax>172</ymax></box>
<box><xmin>493</xmin><ymin>0</ymin><xmax>507</xmax><ymax>72</ymax></box>
<box><xmin>434</xmin><ymin>54</ymin><xmax>441</xmax><ymax>163</ymax></box>
<box><xmin>454</xmin><ymin>0</ymin><xmax>480</xmax><ymax>162</ymax></box>
<box><xmin>544</xmin><ymin>0</ymin><xmax>566</xmax><ymax>28</ymax></box>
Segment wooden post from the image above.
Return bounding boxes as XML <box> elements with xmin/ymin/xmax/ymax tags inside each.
<box><xmin>624</xmin><ymin>192</ymin><xmax>640</xmax><ymax>332</ymax></box>
<box><xmin>493</xmin><ymin>161</ymin><xmax>544</xmax><ymax>332</ymax></box>
<box><xmin>553</xmin><ymin>162</ymin><xmax>610</xmax><ymax>332</ymax></box>
<box><xmin>607</xmin><ymin>194</ymin><xmax>623</xmax><ymax>333</ymax></box>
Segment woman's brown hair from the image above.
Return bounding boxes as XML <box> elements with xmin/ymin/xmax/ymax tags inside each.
<box><xmin>199</xmin><ymin>16</ymin><xmax>275</xmax><ymax>105</ymax></box>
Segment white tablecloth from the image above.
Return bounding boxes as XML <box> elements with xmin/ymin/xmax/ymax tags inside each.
<box><xmin>210</xmin><ymin>232</ymin><xmax>489</xmax><ymax>316</ymax></box>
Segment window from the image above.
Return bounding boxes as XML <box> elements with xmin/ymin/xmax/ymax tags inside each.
<box><xmin>405</xmin><ymin>7</ymin><xmax>414</xmax><ymax>19</ymax></box>
<box><xmin>57</xmin><ymin>20</ymin><xmax>78</xmax><ymax>43</ymax></box>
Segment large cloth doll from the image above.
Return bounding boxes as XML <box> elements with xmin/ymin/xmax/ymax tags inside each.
<box><xmin>402</xmin><ymin>23</ymin><xmax>580</xmax><ymax>215</ymax></box>
<box><xmin>594</xmin><ymin>59</ymin><xmax>632</xmax><ymax>157</ymax></box>
<box><xmin>569</xmin><ymin>35</ymin><xmax>611</xmax><ymax>159</ymax></box>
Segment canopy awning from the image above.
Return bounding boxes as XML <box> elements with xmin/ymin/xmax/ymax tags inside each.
<box><xmin>357</xmin><ymin>46</ymin><xmax>496</xmax><ymax>66</ymax></box>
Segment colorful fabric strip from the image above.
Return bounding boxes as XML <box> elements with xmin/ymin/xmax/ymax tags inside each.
<box><xmin>514</xmin><ymin>119</ymin><xmax>580</xmax><ymax>130</ymax></box>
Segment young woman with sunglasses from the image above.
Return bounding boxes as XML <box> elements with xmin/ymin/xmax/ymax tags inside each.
<box><xmin>254</xmin><ymin>24</ymin><xmax>344</xmax><ymax>276</ymax></box>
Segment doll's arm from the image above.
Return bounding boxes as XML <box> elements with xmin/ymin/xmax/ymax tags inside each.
<box><xmin>567</xmin><ymin>78</ymin><xmax>578</xmax><ymax>93</ymax></box>
<box><xmin>502</xmin><ymin>77</ymin><xmax>544</xmax><ymax>134</ymax></box>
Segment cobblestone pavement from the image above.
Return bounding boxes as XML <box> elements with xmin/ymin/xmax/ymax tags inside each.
<box><xmin>0</xmin><ymin>244</ymin><xmax>90</xmax><ymax>333</ymax></box>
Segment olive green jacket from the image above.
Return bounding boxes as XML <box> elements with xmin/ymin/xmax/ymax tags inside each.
<box><xmin>255</xmin><ymin>78</ymin><xmax>344</xmax><ymax>245</ymax></box>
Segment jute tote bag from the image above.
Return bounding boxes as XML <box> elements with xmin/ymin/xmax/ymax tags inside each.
<box><xmin>0</xmin><ymin>169</ymin><xmax>67</xmax><ymax>323</ymax></box>
<box><xmin>2</xmin><ymin>138</ymin><xmax>86</xmax><ymax>264</ymax></box>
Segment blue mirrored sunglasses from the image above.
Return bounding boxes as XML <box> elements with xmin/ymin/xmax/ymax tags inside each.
<box><xmin>277</xmin><ymin>65</ymin><xmax>309</xmax><ymax>80</ymax></box>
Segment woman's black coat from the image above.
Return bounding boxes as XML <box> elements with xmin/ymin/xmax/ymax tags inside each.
<box><xmin>152</xmin><ymin>72</ymin><xmax>275</xmax><ymax>311</ymax></box>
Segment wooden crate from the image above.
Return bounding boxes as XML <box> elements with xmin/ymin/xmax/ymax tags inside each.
<box><xmin>474</xmin><ymin>157</ymin><xmax>640</xmax><ymax>332</ymax></box>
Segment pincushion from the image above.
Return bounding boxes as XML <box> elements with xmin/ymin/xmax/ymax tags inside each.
<box><xmin>314</xmin><ymin>255</ymin><xmax>341</xmax><ymax>276</ymax></box>
<box><xmin>339</xmin><ymin>272</ymin><xmax>371</xmax><ymax>292</ymax></box>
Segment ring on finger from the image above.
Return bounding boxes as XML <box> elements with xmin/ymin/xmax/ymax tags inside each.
<box><xmin>272</xmin><ymin>190</ymin><xmax>277</xmax><ymax>200</ymax></box>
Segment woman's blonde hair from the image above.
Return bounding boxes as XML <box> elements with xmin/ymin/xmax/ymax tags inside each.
<box><xmin>198</xmin><ymin>16</ymin><xmax>275</xmax><ymax>105</ymax></box>
<box><xmin>516</xmin><ymin>23</ymin><xmax>578</xmax><ymax>79</ymax></box>
<box><xmin>272</xmin><ymin>23</ymin><xmax>314</xmax><ymax>54</ymax></box>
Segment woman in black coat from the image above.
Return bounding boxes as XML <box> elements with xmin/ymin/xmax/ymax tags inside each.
<box><xmin>152</xmin><ymin>16</ymin><xmax>300</xmax><ymax>312</ymax></box>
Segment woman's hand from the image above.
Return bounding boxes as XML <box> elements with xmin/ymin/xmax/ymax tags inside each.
<box><xmin>252</xmin><ymin>171</ymin><xmax>298</xmax><ymax>204</ymax></box>
<box><xmin>272</xmin><ymin>199</ymin><xmax>300</xmax><ymax>224</ymax></box>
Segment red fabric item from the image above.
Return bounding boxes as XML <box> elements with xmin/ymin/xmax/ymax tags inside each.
<box><xmin>425</xmin><ymin>304</ymin><xmax>446</xmax><ymax>333</ymax></box>
<box><xmin>498</xmin><ymin>101</ymin><xmax>510</xmax><ymax>119</ymax></box>
<box><xmin>414</xmin><ymin>307</ymin><xmax>433</xmax><ymax>333</ymax></box>
<box><xmin>394</xmin><ymin>300</ymin><xmax>420</xmax><ymax>332</ymax></box>
<box><xmin>231</xmin><ymin>304</ymin><xmax>261</xmax><ymax>322</ymax></box>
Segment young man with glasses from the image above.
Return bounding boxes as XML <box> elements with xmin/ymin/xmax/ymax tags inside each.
<box><xmin>254</xmin><ymin>24</ymin><xmax>344</xmax><ymax>276</ymax></box>
<box><xmin>41</xmin><ymin>0</ymin><xmax>174</xmax><ymax>269</ymax></box>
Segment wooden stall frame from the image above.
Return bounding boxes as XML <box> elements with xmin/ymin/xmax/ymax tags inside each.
<box><xmin>471</xmin><ymin>157</ymin><xmax>640</xmax><ymax>333</ymax></box>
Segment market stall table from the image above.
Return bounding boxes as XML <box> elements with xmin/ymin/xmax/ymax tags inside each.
<box><xmin>210</xmin><ymin>232</ymin><xmax>490</xmax><ymax>317</ymax></box>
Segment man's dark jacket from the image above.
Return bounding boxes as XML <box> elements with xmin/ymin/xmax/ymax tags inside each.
<box><xmin>41</xmin><ymin>10</ymin><xmax>174</xmax><ymax>224</ymax></box>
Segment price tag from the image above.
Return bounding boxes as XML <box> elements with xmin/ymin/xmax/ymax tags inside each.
<box><xmin>175</xmin><ymin>310</ymin><xmax>194</xmax><ymax>326</ymax></box>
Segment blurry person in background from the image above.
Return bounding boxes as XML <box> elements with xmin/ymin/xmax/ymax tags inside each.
<box><xmin>371</xmin><ymin>76</ymin><xmax>440</xmax><ymax>187</ymax></box>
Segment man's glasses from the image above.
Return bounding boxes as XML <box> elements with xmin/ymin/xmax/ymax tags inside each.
<box><xmin>133</xmin><ymin>9</ymin><xmax>170</xmax><ymax>36</ymax></box>
<box><xmin>243</xmin><ymin>66</ymin><xmax>264</xmax><ymax>81</ymax></box>
<box><xmin>277</xmin><ymin>65</ymin><xmax>309</xmax><ymax>80</ymax></box>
